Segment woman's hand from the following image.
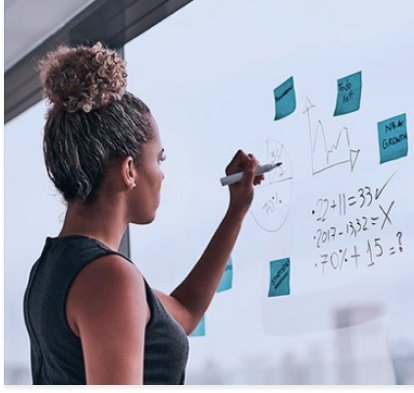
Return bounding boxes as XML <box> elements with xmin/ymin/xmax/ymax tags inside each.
<box><xmin>225</xmin><ymin>149</ymin><xmax>264</xmax><ymax>215</ymax></box>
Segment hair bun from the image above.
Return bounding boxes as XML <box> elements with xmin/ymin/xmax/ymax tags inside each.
<box><xmin>38</xmin><ymin>41</ymin><xmax>127</xmax><ymax>113</ymax></box>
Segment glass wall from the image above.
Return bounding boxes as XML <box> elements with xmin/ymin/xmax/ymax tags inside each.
<box><xmin>5</xmin><ymin>0</ymin><xmax>413</xmax><ymax>385</ymax></box>
<box><xmin>4</xmin><ymin>100</ymin><xmax>68</xmax><ymax>384</ymax></box>
<box><xmin>125</xmin><ymin>0</ymin><xmax>414</xmax><ymax>385</ymax></box>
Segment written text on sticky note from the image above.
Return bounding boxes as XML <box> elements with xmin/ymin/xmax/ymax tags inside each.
<box><xmin>268</xmin><ymin>258</ymin><xmax>290</xmax><ymax>297</ymax></box>
<box><xmin>274</xmin><ymin>77</ymin><xmax>296</xmax><ymax>120</ymax></box>
<box><xmin>189</xmin><ymin>315</ymin><xmax>205</xmax><ymax>337</ymax></box>
<box><xmin>216</xmin><ymin>256</ymin><xmax>233</xmax><ymax>293</ymax></box>
<box><xmin>378</xmin><ymin>113</ymin><xmax>408</xmax><ymax>164</ymax></box>
<box><xmin>334</xmin><ymin>71</ymin><xmax>362</xmax><ymax>116</ymax></box>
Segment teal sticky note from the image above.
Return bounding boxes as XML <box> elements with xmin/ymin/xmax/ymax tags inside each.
<box><xmin>216</xmin><ymin>256</ymin><xmax>233</xmax><ymax>293</ymax></box>
<box><xmin>274</xmin><ymin>76</ymin><xmax>296</xmax><ymax>120</ymax></box>
<box><xmin>268</xmin><ymin>258</ymin><xmax>290</xmax><ymax>297</ymax></box>
<box><xmin>378</xmin><ymin>113</ymin><xmax>408</xmax><ymax>164</ymax></box>
<box><xmin>334</xmin><ymin>71</ymin><xmax>362</xmax><ymax>116</ymax></box>
<box><xmin>189</xmin><ymin>315</ymin><xmax>205</xmax><ymax>337</ymax></box>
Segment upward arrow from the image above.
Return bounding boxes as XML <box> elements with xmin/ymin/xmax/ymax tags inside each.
<box><xmin>349</xmin><ymin>149</ymin><xmax>360</xmax><ymax>172</ymax></box>
<box><xmin>302</xmin><ymin>98</ymin><xmax>316</xmax><ymax>114</ymax></box>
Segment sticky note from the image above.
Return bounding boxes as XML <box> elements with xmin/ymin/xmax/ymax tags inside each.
<box><xmin>268</xmin><ymin>258</ymin><xmax>290</xmax><ymax>297</ymax></box>
<box><xmin>216</xmin><ymin>256</ymin><xmax>233</xmax><ymax>293</ymax></box>
<box><xmin>274</xmin><ymin>76</ymin><xmax>296</xmax><ymax>120</ymax></box>
<box><xmin>189</xmin><ymin>315</ymin><xmax>205</xmax><ymax>337</ymax></box>
<box><xmin>378</xmin><ymin>113</ymin><xmax>408</xmax><ymax>164</ymax></box>
<box><xmin>334</xmin><ymin>71</ymin><xmax>362</xmax><ymax>116</ymax></box>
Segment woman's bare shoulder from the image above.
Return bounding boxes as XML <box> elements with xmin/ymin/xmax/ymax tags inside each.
<box><xmin>66</xmin><ymin>254</ymin><xmax>149</xmax><ymax>384</ymax></box>
<box><xmin>66</xmin><ymin>254</ymin><xmax>151</xmax><ymax>338</ymax></box>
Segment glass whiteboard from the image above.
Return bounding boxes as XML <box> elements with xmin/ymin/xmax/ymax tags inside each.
<box><xmin>126</xmin><ymin>0</ymin><xmax>414</xmax><ymax>384</ymax></box>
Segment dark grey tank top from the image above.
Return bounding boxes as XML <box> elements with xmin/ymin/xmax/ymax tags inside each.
<box><xmin>23</xmin><ymin>235</ymin><xmax>190</xmax><ymax>385</ymax></box>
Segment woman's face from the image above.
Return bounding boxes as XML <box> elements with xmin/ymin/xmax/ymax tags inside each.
<box><xmin>129</xmin><ymin>114</ymin><xmax>165</xmax><ymax>224</ymax></box>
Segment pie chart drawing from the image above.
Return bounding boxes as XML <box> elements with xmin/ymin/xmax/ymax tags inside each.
<box><xmin>250</xmin><ymin>139</ymin><xmax>293</xmax><ymax>232</ymax></box>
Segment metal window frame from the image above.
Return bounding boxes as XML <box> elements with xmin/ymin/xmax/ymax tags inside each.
<box><xmin>5</xmin><ymin>0</ymin><xmax>193</xmax><ymax>124</ymax></box>
<box><xmin>5</xmin><ymin>0</ymin><xmax>194</xmax><ymax>255</ymax></box>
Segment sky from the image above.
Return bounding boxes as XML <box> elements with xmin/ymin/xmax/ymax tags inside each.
<box><xmin>4</xmin><ymin>0</ymin><xmax>414</xmax><ymax>383</ymax></box>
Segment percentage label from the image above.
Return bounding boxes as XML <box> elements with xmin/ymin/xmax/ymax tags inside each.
<box><xmin>320</xmin><ymin>246</ymin><xmax>362</xmax><ymax>274</ymax></box>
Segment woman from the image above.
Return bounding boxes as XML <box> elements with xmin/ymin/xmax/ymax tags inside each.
<box><xmin>23</xmin><ymin>41</ymin><xmax>264</xmax><ymax>385</ymax></box>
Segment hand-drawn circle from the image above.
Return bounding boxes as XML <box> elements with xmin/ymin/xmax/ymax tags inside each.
<box><xmin>250</xmin><ymin>139</ymin><xmax>293</xmax><ymax>232</ymax></box>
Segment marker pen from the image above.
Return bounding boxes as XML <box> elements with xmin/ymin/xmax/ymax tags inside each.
<box><xmin>220</xmin><ymin>162</ymin><xmax>282</xmax><ymax>186</ymax></box>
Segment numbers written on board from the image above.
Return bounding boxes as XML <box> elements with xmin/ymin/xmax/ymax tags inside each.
<box><xmin>311</xmin><ymin>173</ymin><xmax>403</xmax><ymax>275</ymax></box>
<box><xmin>314</xmin><ymin>200</ymin><xmax>395</xmax><ymax>247</ymax></box>
<box><xmin>316</xmin><ymin>233</ymin><xmax>404</xmax><ymax>274</ymax></box>
<box><xmin>313</xmin><ymin>187</ymin><xmax>377</xmax><ymax>222</ymax></box>
<box><xmin>262</xmin><ymin>191</ymin><xmax>282</xmax><ymax>216</ymax></box>
<box><xmin>313</xmin><ymin>173</ymin><xmax>396</xmax><ymax>223</ymax></box>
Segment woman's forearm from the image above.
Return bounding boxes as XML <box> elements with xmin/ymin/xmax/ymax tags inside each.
<box><xmin>170</xmin><ymin>150</ymin><xmax>262</xmax><ymax>332</ymax></box>
<box><xmin>170</xmin><ymin>206</ymin><xmax>247</xmax><ymax>328</ymax></box>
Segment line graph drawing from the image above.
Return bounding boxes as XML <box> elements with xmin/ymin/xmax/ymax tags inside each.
<box><xmin>250</xmin><ymin>139</ymin><xmax>293</xmax><ymax>232</ymax></box>
<box><xmin>303</xmin><ymin>98</ymin><xmax>360</xmax><ymax>176</ymax></box>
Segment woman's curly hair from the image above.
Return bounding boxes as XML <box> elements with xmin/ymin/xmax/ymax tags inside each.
<box><xmin>39</xmin><ymin>41</ymin><xmax>128</xmax><ymax>113</ymax></box>
<box><xmin>37</xmin><ymin>41</ymin><xmax>154</xmax><ymax>205</ymax></box>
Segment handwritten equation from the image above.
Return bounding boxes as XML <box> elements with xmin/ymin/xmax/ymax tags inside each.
<box><xmin>312</xmin><ymin>172</ymin><xmax>404</xmax><ymax>274</ymax></box>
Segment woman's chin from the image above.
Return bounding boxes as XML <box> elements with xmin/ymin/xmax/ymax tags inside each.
<box><xmin>141</xmin><ymin>212</ymin><xmax>157</xmax><ymax>225</ymax></box>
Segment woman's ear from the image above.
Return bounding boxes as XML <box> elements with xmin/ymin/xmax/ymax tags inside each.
<box><xmin>122</xmin><ymin>156</ymin><xmax>137</xmax><ymax>189</ymax></box>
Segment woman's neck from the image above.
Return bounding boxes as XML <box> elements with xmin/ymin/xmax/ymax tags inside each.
<box><xmin>59</xmin><ymin>199</ymin><xmax>128</xmax><ymax>251</ymax></box>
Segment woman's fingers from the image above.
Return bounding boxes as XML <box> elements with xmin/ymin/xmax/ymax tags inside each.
<box><xmin>225</xmin><ymin>149</ymin><xmax>250</xmax><ymax>176</ymax></box>
<box><xmin>242</xmin><ymin>153</ymin><xmax>261</xmax><ymax>186</ymax></box>
<box><xmin>253</xmin><ymin>175</ymin><xmax>264</xmax><ymax>186</ymax></box>
<box><xmin>241</xmin><ymin>158</ymin><xmax>259</xmax><ymax>187</ymax></box>
<box><xmin>226</xmin><ymin>150</ymin><xmax>263</xmax><ymax>187</ymax></box>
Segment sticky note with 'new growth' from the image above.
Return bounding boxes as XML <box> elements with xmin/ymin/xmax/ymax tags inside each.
<box><xmin>274</xmin><ymin>77</ymin><xmax>296</xmax><ymax>120</ymax></box>
<box><xmin>334</xmin><ymin>71</ymin><xmax>362</xmax><ymax>116</ymax></box>
<box><xmin>268</xmin><ymin>258</ymin><xmax>290</xmax><ymax>297</ymax></box>
<box><xmin>378</xmin><ymin>113</ymin><xmax>408</xmax><ymax>164</ymax></box>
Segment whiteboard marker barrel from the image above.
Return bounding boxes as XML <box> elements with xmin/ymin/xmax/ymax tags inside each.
<box><xmin>220</xmin><ymin>162</ymin><xmax>282</xmax><ymax>186</ymax></box>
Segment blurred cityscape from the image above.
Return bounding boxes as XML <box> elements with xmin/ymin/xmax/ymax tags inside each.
<box><xmin>185</xmin><ymin>339</ymin><xmax>414</xmax><ymax>384</ymax></box>
<box><xmin>5</xmin><ymin>305</ymin><xmax>414</xmax><ymax>385</ymax></box>
<box><xmin>7</xmin><ymin>342</ymin><xmax>413</xmax><ymax>385</ymax></box>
